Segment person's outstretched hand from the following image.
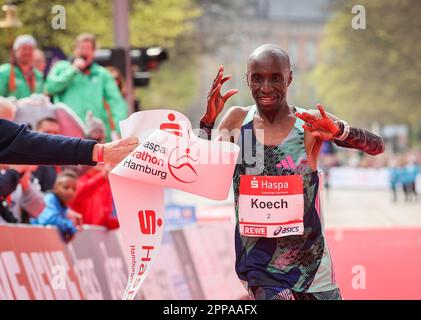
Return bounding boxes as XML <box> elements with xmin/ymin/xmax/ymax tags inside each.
<box><xmin>295</xmin><ymin>104</ymin><xmax>340</xmax><ymax>140</ymax></box>
<box><xmin>201</xmin><ymin>65</ymin><xmax>238</xmax><ymax>125</ymax></box>
<box><xmin>92</xmin><ymin>137</ymin><xmax>139</xmax><ymax>166</ymax></box>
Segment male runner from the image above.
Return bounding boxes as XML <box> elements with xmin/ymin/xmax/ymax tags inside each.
<box><xmin>199</xmin><ymin>44</ymin><xmax>384</xmax><ymax>300</ymax></box>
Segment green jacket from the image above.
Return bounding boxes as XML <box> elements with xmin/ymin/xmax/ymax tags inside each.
<box><xmin>46</xmin><ymin>61</ymin><xmax>128</xmax><ymax>142</ymax></box>
<box><xmin>0</xmin><ymin>63</ymin><xmax>44</xmax><ymax>99</ymax></box>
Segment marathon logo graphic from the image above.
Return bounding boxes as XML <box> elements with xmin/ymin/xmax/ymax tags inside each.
<box><xmin>138</xmin><ymin>210</ymin><xmax>163</xmax><ymax>235</ymax></box>
<box><xmin>243</xmin><ymin>226</ymin><xmax>267</xmax><ymax>236</ymax></box>
<box><xmin>159</xmin><ymin>113</ymin><xmax>184</xmax><ymax>137</ymax></box>
<box><xmin>168</xmin><ymin>146</ymin><xmax>199</xmax><ymax>184</ymax></box>
<box><xmin>251</xmin><ymin>177</ymin><xmax>259</xmax><ymax>189</ymax></box>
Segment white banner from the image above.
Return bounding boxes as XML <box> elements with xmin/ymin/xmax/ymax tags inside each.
<box><xmin>109</xmin><ymin>110</ymin><xmax>239</xmax><ymax>300</ymax></box>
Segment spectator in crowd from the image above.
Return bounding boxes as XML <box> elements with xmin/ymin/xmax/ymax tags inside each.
<box><xmin>0</xmin><ymin>97</ymin><xmax>16</xmax><ymax>121</ymax></box>
<box><xmin>70</xmin><ymin>117</ymin><xmax>119</xmax><ymax>229</ymax></box>
<box><xmin>107</xmin><ymin>66</ymin><xmax>127</xmax><ymax>99</ymax></box>
<box><xmin>0</xmin><ymin>165</ymin><xmax>45</xmax><ymax>224</ymax></box>
<box><xmin>45</xmin><ymin>33</ymin><xmax>128</xmax><ymax>142</ymax></box>
<box><xmin>70</xmin><ymin>164</ymin><xmax>118</xmax><ymax>229</ymax></box>
<box><xmin>404</xmin><ymin>155</ymin><xmax>420</xmax><ymax>201</ymax></box>
<box><xmin>399</xmin><ymin>156</ymin><xmax>412</xmax><ymax>202</ymax></box>
<box><xmin>0</xmin><ymin>35</ymin><xmax>44</xmax><ymax>99</ymax></box>
<box><xmin>0</xmin><ymin>98</ymin><xmax>45</xmax><ymax>223</ymax></box>
<box><xmin>388</xmin><ymin>158</ymin><xmax>401</xmax><ymax>202</ymax></box>
<box><xmin>31</xmin><ymin>117</ymin><xmax>62</xmax><ymax>192</ymax></box>
<box><xmin>0</xmin><ymin>165</ymin><xmax>23</xmax><ymax>197</ymax></box>
<box><xmin>30</xmin><ymin>170</ymin><xmax>82</xmax><ymax>242</ymax></box>
<box><xmin>33</xmin><ymin>48</ymin><xmax>47</xmax><ymax>76</ymax></box>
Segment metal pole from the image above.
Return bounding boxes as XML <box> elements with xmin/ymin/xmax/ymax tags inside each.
<box><xmin>112</xmin><ymin>0</ymin><xmax>134</xmax><ymax>114</ymax></box>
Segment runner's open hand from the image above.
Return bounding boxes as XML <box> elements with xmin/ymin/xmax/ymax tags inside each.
<box><xmin>201</xmin><ymin>65</ymin><xmax>238</xmax><ymax>125</ymax></box>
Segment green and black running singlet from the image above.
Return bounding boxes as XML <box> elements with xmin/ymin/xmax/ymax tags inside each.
<box><xmin>232</xmin><ymin>105</ymin><xmax>338</xmax><ymax>293</ymax></box>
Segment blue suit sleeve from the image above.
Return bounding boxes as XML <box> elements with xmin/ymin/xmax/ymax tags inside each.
<box><xmin>0</xmin><ymin>119</ymin><xmax>97</xmax><ymax>165</ymax></box>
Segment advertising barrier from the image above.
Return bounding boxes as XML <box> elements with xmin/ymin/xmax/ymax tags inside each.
<box><xmin>68</xmin><ymin>226</ymin><xmax>128</xmax><ymax>300</ymax></box>
<box><xmin>0</xmin><ymin>224</ymin><xmax>83</xmax><ymax>300</ymax></box>
<box><xmin>329</xmin><ymin>167</ymin><xmax>390</xmax><ymax>189</ymax></box>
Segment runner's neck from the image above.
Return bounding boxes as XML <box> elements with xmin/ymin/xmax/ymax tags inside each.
<box><xmin>255</xmin><ymin>104</ymin><xmax>293</xmax><ymax>124</ymax></box>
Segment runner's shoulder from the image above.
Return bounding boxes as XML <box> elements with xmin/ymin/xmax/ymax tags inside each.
<box><xmin>219</xmin><ymin>106</ymin><xmax>250</xmax><ymax>131</ymax></box>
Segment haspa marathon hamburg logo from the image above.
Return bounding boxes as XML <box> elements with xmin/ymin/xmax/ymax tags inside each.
<box><xmin>160</xmin><ymin>112</ymin><xmax>199</xmax><ymax>184</ymax></box>
<box><xmin>168</xmin><ymin>146</ymin><xmax>199</xmax><ymax>183</ymax></box>
<box><xmin>138</xmin><ymin>210</ymin><xmax>162</xmax><ymax>235</ymax></box>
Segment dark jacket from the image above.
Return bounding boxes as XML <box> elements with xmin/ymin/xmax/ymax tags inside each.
<box><xmin>0</xmin><ymin>119</ymin><xmax>96</xmax><ymax>165</ymax></box>
<box><xmin>0</xmin><ymin>169</ymin><xmax>20</xmax><ymax>196</ymax></box>
<box><xmin>32</xmin><ymin>166</ymin><xmax>58</xmax><ymax>192</ymax></box>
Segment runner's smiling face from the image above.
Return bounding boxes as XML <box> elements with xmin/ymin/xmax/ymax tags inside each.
<box><xmin>247</xmin><ymin>54</ymin><xmax>292</xmax><ymax>113</ymax></box>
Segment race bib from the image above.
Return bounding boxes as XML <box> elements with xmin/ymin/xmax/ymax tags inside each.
<box><xmin>238</xmin><ymin>175</ymin><xmax>304</xmax><ymax>238</ymax></box>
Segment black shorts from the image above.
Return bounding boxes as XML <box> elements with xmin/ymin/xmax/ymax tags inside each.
<box><xmin>250</xmin><ymin>286</ymin><xmax>342</xmax><ymax>300</ymax></box>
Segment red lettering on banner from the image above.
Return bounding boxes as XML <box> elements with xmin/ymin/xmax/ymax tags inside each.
<box><xmin>138</xmin><ymin>210</ymin><xmax>163</xmax><ymax>235</ymax></box>
<box><xmin>127</xmin><ymin>244</ymin><xmax>156</xmax><ymax>298</ymax></box>
<box><xmin>141</xmin><ymin>246</ymin><xmax>154</xmax><ymax>262</ymax></box>
<box><xmin>137</xmin><ymin>264</ymin><xmax>146</xmax><ymax>277</ymax></box>
<box><xmin>244</xmin><ymin>226</ymin><xmax>267</xmax><ymax>236</ymax></box>
<box><xmin>126</xmin><ymin>290</ymin><xmax>136</xmax><ymax>300</ymax></box>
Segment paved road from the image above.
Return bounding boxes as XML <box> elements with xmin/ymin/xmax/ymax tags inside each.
<box><xmin>167</xmin><ymin>188</ymin><xmax>421</xmax><ymax>299</ymax></box>
<box><xmin>323</xmin><ymin>189</ymin><xmax>421</xmax><ymax>229</ymax></box>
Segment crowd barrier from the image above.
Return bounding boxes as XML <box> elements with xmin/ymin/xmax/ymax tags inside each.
<box><xmin>0</xmin><ymin>220</ymin><xmax>247</xmax><ymax>300</ymax></box>
<box><xmin>329</xmin><ymin>167</ymin><xmax>390</xmax><ymax>189</ymax></box>
<box><xmin>0</xmin><ymin>224</ymin><xmax>83</xmax><ymax>300</ymax></box>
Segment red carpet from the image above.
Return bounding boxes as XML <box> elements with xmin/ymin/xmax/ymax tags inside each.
<box><xmin>325</xmin><ymin>228</ymin><xmax>421</xmax><ymax>300</ymax></box>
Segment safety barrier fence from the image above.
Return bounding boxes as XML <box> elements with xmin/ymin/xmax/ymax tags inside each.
<box><xmin>0</xmin><ymin>220</ymin><xmax>246</xmax><ymax>300</ymax></box>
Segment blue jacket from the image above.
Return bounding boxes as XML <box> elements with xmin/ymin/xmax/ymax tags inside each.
<box><xmin>0</xmin><ymin>119</ymin><xmax>96</xmax><ymax>165</ymax></box>
<box><xmin>31</xmin><ymin>192</ymin><xmax>77</xmax><ymax>238</ymax></box>
<box><xmin>404</xmin><ymin>164</ymin><xmax>420</xmax><ymax>184</ymax></box>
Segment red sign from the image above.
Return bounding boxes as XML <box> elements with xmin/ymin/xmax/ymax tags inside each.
<box><xmin>138</xmin><ymin>210</ymin><xmax>163</xmax><ymax>235</ymax></box>
<box><xmin>243</xmin><ymin>226</ymin><xmax>267</xmax><ymax>236</ymax></box>
<box><xmin>240</xmin><ymin>175</ymin><xmax>303</xmax><ymax>196</ymax></box>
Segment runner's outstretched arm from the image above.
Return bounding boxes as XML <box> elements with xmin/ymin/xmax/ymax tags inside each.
<box><xmin>332</xmin><ymin>123</ymin><xmax>385</xmax><ymax>156</ymax></box>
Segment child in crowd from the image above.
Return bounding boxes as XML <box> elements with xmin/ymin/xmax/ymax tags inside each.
<box><xmin>31</xmin><ymin>170</ymin><xmax>82</xmax><ymax>241</ymax></box>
